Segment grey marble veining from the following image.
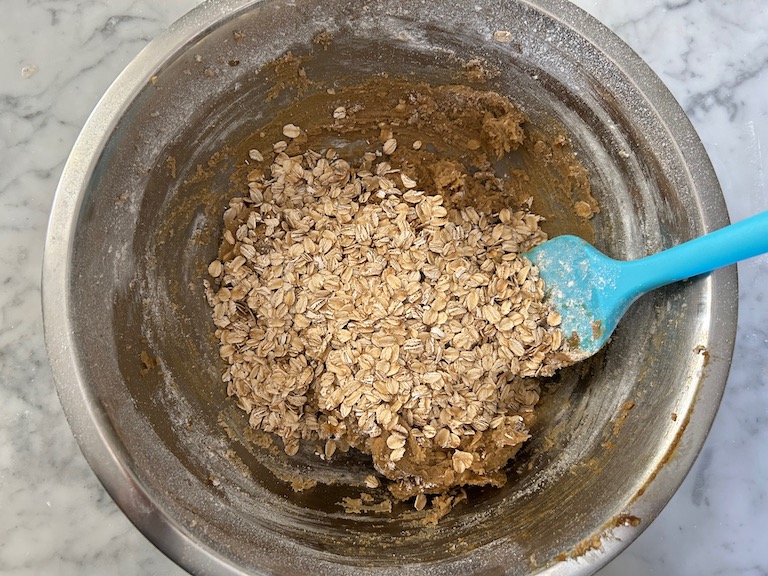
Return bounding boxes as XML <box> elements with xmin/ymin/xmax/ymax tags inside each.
<box><xmin>2</xmin><ymin>3</ymin><xmax>201</xmax><ymax>574</ymax></box>
<box><xmin>1</xmin><ymin>1</ymin><xmax>766</xmax><ymax>574</ymax></box>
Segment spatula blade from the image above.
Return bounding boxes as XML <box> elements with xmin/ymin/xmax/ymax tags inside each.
<box><xmin>526</xmin><ymin>235</ymin><xmax>628</xmax><ymax>360</ymax></box>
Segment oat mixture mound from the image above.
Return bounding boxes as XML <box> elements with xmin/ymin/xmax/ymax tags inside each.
<box><xmin>205</xmin><ymin>124</ymin><xmax>572</xmax><ymax>500</ymax></box>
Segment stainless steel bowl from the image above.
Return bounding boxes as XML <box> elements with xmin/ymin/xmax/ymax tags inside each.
<box><xmin>43</xmin><ymin>0</ymin><xmax>737</xmax><ymax>574</ymax></box>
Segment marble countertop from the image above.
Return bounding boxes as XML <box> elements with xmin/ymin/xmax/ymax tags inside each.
<box><xmin>1</xmin><ymin>1</ymin><xmax>766</xmax><ymax>574</ymax></box>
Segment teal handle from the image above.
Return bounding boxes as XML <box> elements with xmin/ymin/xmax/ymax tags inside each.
<box><xmin>620</xmin><ymin>210</ymin><xmax>768</xmax><ymax>297</ymax></box>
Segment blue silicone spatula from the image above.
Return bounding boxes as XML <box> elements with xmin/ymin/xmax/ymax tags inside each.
<box><xmin>525</xmin><ymin>211</ymin><xmax>768</xmax><ymax>361</ymax></box>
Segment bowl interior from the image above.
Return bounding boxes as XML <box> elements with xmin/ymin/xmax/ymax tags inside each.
<box><xmin>61</xmin><ymin>1</ymin><xmax>725</xmax><ymax>574</ymax></box>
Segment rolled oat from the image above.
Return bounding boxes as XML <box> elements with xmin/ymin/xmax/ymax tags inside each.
<box><xmin>205</xmin><ymin>139</ymin><xmax>571</xmax><ymax>501</ymax></box>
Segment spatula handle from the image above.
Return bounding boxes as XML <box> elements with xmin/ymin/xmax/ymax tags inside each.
<box><xmin>622</xmin><ymin>210</ymin><xmax>768</xmax><ymax>295</ymax></box>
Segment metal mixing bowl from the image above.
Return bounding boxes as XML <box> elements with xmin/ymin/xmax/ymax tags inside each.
<box><xmin>43</xmin><ymin>0</ymin><xmax>737</xmax><ymax>574</ymax></box>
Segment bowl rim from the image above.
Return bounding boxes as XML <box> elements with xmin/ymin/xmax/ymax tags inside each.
<box><xmin>42</xmin><ymin>0</ymin><xmax>738</xmax><ymax>574</ymax></box>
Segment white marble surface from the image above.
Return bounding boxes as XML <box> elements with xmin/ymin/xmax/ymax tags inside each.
<box><xmin>1</xmin><ymin>0</ymin><xmax>766</xmax><ymax>574</ymax></box>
